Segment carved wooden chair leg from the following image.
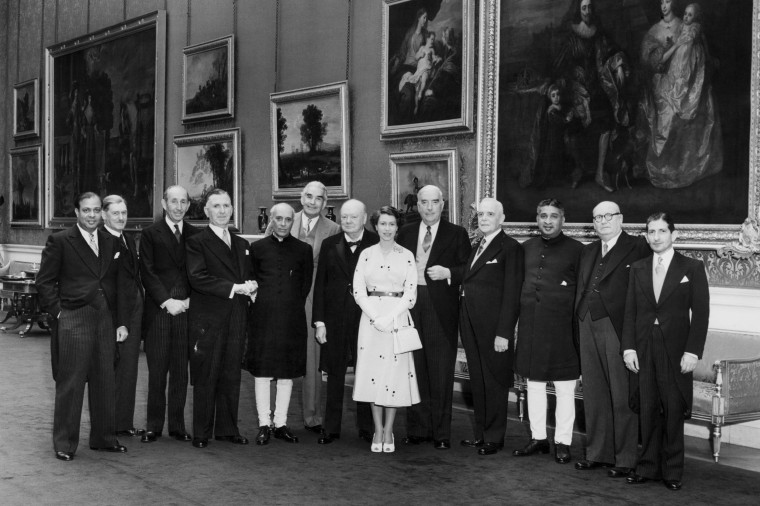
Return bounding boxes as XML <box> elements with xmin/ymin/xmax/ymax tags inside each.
<box><xmin>518</xmin><ymin>388</ymin><xmax>526</xmax><ymax>422</ymax></box>
<box><xmin>711</xmin><ymin>362</ymin><xmax>724</xmax><ymax>463</ymax></box>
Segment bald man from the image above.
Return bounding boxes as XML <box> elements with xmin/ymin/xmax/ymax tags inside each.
<box><xmin>312</xmin><ymin>200</ymin><xmax>379</xmax><ymax>444</ymax></box>
<box><xmin>397</xmin><ymin>185</ymin><xmax>471</xmax><ymax>449</ymax></box>
<box><xmin>459</xmin><ymin>198</ymin><xmax>523</xmax><ymax>456</ymax></box>
<box><xmin>246</xmin><ymin>203</ymin><xmax>314</xmax><ymax>445</ymax></box>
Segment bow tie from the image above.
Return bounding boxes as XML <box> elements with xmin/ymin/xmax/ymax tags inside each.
<box><xmin>347</xmin><ymin>240</ymin><xmax>361</xmax><ymax>248</ymax></box>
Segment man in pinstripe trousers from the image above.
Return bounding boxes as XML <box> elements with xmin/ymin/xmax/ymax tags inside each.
<box><xmin>36</xmin><ymin>192</ymin><xmax>134</xmax><ymax>461</ymax></box>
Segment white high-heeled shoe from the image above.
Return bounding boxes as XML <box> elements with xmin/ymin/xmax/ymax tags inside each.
<box><xmin>383</xmin><ymin>434</ymin><xmax>395</xmax><ymax>453</ymax></box>
<box><xmin>371</xmin><ymin>433</ymin><xmax>383</xmax><ymax>453</ymax></box>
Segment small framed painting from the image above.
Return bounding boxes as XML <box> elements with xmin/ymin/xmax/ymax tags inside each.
<box><xmin>9</xmin><ymin>145</ymin><xmax>43</xmax><ymax>227</ymax></box>
<box><xmin>182</xmin><ymin>35</ymin><xmax>235</xmax><ymax>123</ymax></box>
<box><xmin>14</xmin><ymin>78</ymin><xmax>39</xmax><ymax>139</ymax></box>
<box><xmin>390</xmin><ymin>148</ymin><xmax>458</xmax><ymax>224</ymax></box>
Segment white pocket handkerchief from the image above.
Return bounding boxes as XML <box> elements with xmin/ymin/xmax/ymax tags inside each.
<box><xmin>486</xmin><ymin>259</ymin><xmax>498</xmax><ymax>264</ymax></box>
<box><xmin>245</xmin><ymin>250</ymin><xmax>250</xmax><ymax>255</ymax></box>
<box><xmin>561</xmin><ymin>280</ymin><xmax>568</xmax><ymax>286</ymax></box>
<box><xmin>114</xmin><ymin>251</ymin><xmax>120</xmax><ymax>259</ymax></box>
<box><xmin>680</xmin><ymin>276</ymin><xmax>690</xmax><ymax>283</ymax></box>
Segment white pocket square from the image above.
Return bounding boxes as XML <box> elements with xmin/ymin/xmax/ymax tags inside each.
<box><xmin>245</xmin><ymin>250</ymin><xmax>250</xmax><ymax>255</ymax></box>
<box><xmin>486</xmin><ymin>259</ymin><xmax>498</xmax><ymax>264</ymax></box>
<box><xmin>561</xmin><ymin>280</ymin><xmax>568</xmax><ymax>286</ymax></box>
<box><xmin>626</xmin><ymin>264</ymin><xmax>630</xmax><ymax>268</ymax></box>
<box><xmin>114</xmin><ymin>251</ymin><xmax>120</xmax><ymax>259</ymax></box>
<box><xmin>680</xmin><ymin>276</ymin><xmax>689</xmax><ymax>283</ymax></box>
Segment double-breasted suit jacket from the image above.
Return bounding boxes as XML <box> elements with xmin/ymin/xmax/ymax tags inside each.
<box><xmin>312</xmin><ymin>230</ymin><xmax>379</xmax><ymax>375</ymax></box>
<box><xmin>622</xmin><ymin>252</ymin><xmax>710</xmax><ymax>414</ymax></box>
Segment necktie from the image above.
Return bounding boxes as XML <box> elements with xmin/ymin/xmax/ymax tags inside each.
<box><xmin>654</xmin><ymin>256</ymin><xmax>665</xmax><ymax>301</ymax></box>
<box><xmin>471</xmin><ymin>238</ymin><xmax>486</xmax><ymax>266</ymax></box>
<box><xmin>121</xmin><ymin>235</ymin><xmax>128</xmax><ymax>250</ymax></box>
<box><xmin>602</xmin><ymin>242</ymin><xmax>609</xmax><ymax>257</ymax></box>
<box><xmin>306</xmin><ymin>218</ymin><xmax>314</xmax><ymax>235</ymax></box>
<box><xmin>89</xmin><ymin>233</ymin><xmax>99</xmax><ymax>256</ymax></box>
<box><xmin>222</xmin><ymin>229</ymin><xmax>231</xmax><ymax>248</ymax></box>
<box><xmin>422</xmin><ymin>226</ymin><xmax>432</xmax><ymax>252</ymax></box>
<box><xmin>174</xmin><ymin>224</ymin><xmax>182</xmax><ymax>243</ymax></box>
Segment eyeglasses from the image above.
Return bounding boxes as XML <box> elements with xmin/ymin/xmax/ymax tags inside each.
<box><xmin>592</xmin><ymin>212</ymin><xmax>621</xmax><ymax>223</ymax></box>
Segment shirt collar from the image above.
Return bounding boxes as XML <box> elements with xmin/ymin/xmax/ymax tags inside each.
<box><xmin>165</xmin><ymin>216</ymin><xmax>183</xmax><ymax>233</ymax></box>
<box><xmin>104</xmin><ymin>225</ymin><xmax>122</xmax><ymax>238</ymax></box>
<box><xmin>419</xmin><ymin>220</ymin><xmax>440</xmax><ymax>239</ymax></box>
<box><xmin>654</xmin><ymin>247</ymin><xmax>675</xmax><ymax>268</ymax></box>
<box><xmin>602</xmin><ymin>230</ymin><xmax>623</xmax><ymax>251</ymax></box>
<box><xmin>208</xmin><ymin>223</ymin><xmax>228</xmax><ymax>241</ymax></box>
<box><xmin>302</xmin><ymin>213</ymin><xmax>319</xmax><ymax>228</ymax></box>
<box><xmin>345</xmin><ymin>231</ymin><xmax>364</xmax><ymax>243</ymax></box>
<box><xmin>481</xmin><ymin>229</ymin><xmax>501</xmax><ymax>246</ymax></box>
<box><xmin>77</xmin><ymin>224</ymin><xmax>98</xmax><ymax>243</ymax></box>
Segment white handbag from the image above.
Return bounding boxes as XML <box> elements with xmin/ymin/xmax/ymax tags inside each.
<box><xmin>392</xmin><ymin>315</ymin><xmax>422</xmax><ymax>354</ymax></box>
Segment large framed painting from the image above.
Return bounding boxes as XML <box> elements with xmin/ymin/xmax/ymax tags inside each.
<box><xmin>390</xmin><ymin>148</ymin><xmax>459</xmax><ymax>225</ymax></box>
<box><xmin>174</xmin><ymin>128</ymin><xmax>242</xmax><ymax>231</ymax></box>
<box><xmin>182</xmin><ymin>35</ymin><xmax>235</xmax><ymax>123</ymax></box>
<box><xmin>8</xmin><ymin>146</ymin><xmax>43</xmax><ymax>227</ymax></box>
<box><xmin>13</xmin><ymin>78</ymin><xmax>39</xmax><ymax>139</ymax></box>
<box><xmin>381</xmin><ymin>0</ymin><xmax>475</xmax><ymax>138</ymax></box>
<box><xmin>474</xmin><ymin>0</ymin><xmax>759</xmax><ymax>244</ymax></box>
<box><xmin>44</xmin><ymin>11</ymin><xmax>166</xmax><ymax>229</ymax></box>
<box><xmin>270</xmin><ymin>81</ymin><xmax>351</xmax><ymax>199</ymax></box>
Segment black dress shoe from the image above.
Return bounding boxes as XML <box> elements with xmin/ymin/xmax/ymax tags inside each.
<box><xmin>512</xmin><ymin>438</ymin><xmax>550</xmax><ymax>457</ymax></box>
<box><xmin>664</xmin><ymin>480</ymin><xmax>682</xmax><ymax>491</ymax></box>
<box><xmin>215</xmin><ymin>435</ymin><xmax>249</xmax><ymax>445</ymax></box>
<box><xmin>192</xmin><ymin>438</ymin><xmax>208</xmax><ymax>448</ymax></box>
<box><xmin>460</xmin><ymin>438</ymin><xmax>485</xmax><ymax>448</ymax></box>
<box><xmin>402</xmin><ymin>435</ymin><xmax>432</xmax><ymax>445</ymax></box>
<box><xmin>608</xmin><ymin>467</ymin><xmax>633</xmax><ymax>478</ymax></box>
<box><xmin>434</xmin><ymin>439</ymin><xmax>451</xmax><ymax>450</ymax></box>
<box><xmin>478</xmin><ymin>442</ymin><xmax>500</xmax><ymax>455</ymax></box>
<box><xmin>574</xmin><ymin>460</ymin><xmax>612</xmax><ymax>470</ymax></box>
<box><xmin>256</xmin><ymin>426</ymin><xmax>271</xmax><ymax>445</ymax></box>
<box><xmin>90</xmin><ymin>444</ymin><xmax>127</xmax><ymax>453</ymax></box>
<box><xmin>55</xmin><ymin>451</ymin><xmax>74</xmax><ymax>461</ymax></box>
<box><xmin>116</xmin><ymin>428</ymin><xmax>146</xmax><ymax>437</ymax></box>
<box><xmin>141</xmin><ymin>431</ymin><xmax>160</xmax><ymax>443</ymax></box>
<box><xmin>318</xmin><ymin>433</ymin><xmax>340</xmax><ymax>444</ymax></box>
<box><xmin>273</xmin><ymin>426</ymin><xmax>299</xmax><ymax>443</ymax></box>
<box><xmin>303</xmin><ymin>424</ymin><xmax>323</xmax><ymax>434</ymax></box>
<box><xmin>169</xmin><ymin>431</ymin><xmax>192</xmax><ymax>442</ymax></box>
<box><xmin>358</xmin><ymin>430</ymin><xmax>373</xmax><ymax>443</ymax></box>
<box><xmin>626</xmin><ymin>474</ymin><xmax>651</xmax><ymax>485</ymax></box>
<box><xmin>554</xmin><ymin>443</ymin><xmax>571</xmax><ymax>464</ymax></box>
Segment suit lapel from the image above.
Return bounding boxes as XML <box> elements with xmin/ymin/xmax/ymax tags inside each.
<box><xmin>427</xmin><ymin>222</ymin><xmax>451</xmax><ymax>266</ymax></box>
<box><xmin>160</xmin><ymin>219</ymin><xmax>182</xmax><ymax>266</ymax></box>
<box><xmin>467</xmin><ymin>232</ymin><xmax>503</xmax><ymax>277</ymax></box>
<box><xmin>234</xmin><ymin>235</ymin><xmax>248</xmax><ymax>280</ymax></box>
<box><xmin>67</xmin><ymin>226</ymin><xmax>99</xmax><ymax>276</ymax></box>
<box><xmin>657</xmin><ymin>252</ymin><xmax>686</xmax><ymax>306</ymax></box>
<box><xmin>600</xmin><ymin>232</ymin><xmax>633</xmax><ymax>282</ymax></box>
<box><xmin>98</xmin><ymin>229</ymin><xmax>113</xmax><ymax>279</ymax></box>
<box><xmin>205</xmin><ymin>228</ymin><xmax>237</xmax><ymax>276</ymax></box>
<box><xmin>290</xmin><ymin>211</ymin><xmax>303</xmax><ymax>238</ymax></box>
<box><xmin>580</xmin><ymin>240</ymin><xmax>601</xmax><ymax>287</ymax></box>
<box><xmin>334</xmin><ymin>237</ymin><xmax>350</xmax><ymax>278</ymax></box>
<box><xmin>637</xmin><ymin>256</ymin><xmax>657</xmax><ymax>307</ymax></box>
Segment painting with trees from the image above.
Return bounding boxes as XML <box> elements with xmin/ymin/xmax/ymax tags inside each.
<box><xmin>182</xmin><ymin>35</ymin><xmax>235</xmax><ymax>123</ymax></box>
<box><xmin>9</xmin><ymin>146</ymin><xmax>43</xmax><ymax>227</ymax></box>
<box><xmin>270</xmin><ymin>82</ymin><xmax>351</xmax><ymax>199</ymax></box>
<box><xmin>173</xmin><ymin>128</ymin><xmax>241</xmax><ymax>230</ymax></box>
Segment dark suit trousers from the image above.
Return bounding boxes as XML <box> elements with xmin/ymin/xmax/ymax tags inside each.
<box><xmin>459</xmin><ymin>303</ymin><xmax>509</xmax><ymax>445</ymax></box>
<box><xmin>323</xmin><ymin>368</ymin><xmax>373</xmax><ymax>436</ymax></box>
<box><xmin>192</xmin><ymin>300</ymin><xmax>246</xmax><ymax>439</ymax></box>
<box><xmin>578</xmin><ymin>312</ymin><xmax>638</xmax><ymax>467</ymax></box>
<box><xmin>115</xmin><ymin>288</ymin><xmax>143</xmax><ymax>431</ymax></box>
<box><xmin>407</xmin><ymin>286</ymin><xmax>457</xmax><ymax>440</ymax></box>
<box><xmin>637</xmin><ymin>325</ymin><xmax>687</xmax><ymax>481</ymax></box>
<box><xmin>53</xmin><ymin>292</ymin><xmax>117</xmax><ymax>453</ymax></box>
<box><xmin>145</xmin><ymin>288</ymin><xmax>189</xmax><ymax>433</ymax></box>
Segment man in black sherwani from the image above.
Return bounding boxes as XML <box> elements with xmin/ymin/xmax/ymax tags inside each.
<box><xmin>246</xmin><ymin>203</ymin><xmax>313</xmax><ymax>445</ymax></box>
<box><xmin>512</xmin><ymin>198</ymin><xmax>583</xmax><ymax>464</ymax></box>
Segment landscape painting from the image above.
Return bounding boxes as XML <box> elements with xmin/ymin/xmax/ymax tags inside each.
<box><xmin>182</xmin><ymin>35</ymin><xmax>234</xmax><ymax>123</ymax></box>
<box><xmin>9</xmin><ymin>146</ymin><xmax>43</xmax><ymax>227</ymax></box>
<box><xmin>270</xmin><ymin>82</ymin><xmax>350</xmax><ymax>199</ymax></box>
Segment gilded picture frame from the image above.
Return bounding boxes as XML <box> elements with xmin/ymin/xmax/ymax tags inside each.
<box><xmin>13</xmin><ymin>78</ymin><xmax>39</xmax><ymax>139</ymax></box>
<box><xmin>381</xmin><ymin>0</ymin><xmax>475</xmax><ymax>138</ymax></box>
<box><xmin>475</xmin><ymin>0</ymin><xmax>759</xmax><ymax>245</ymax></box>
<box><xmin>182</xmin><ymin>35</ymin><xmax>235</xmax><ymax>123</ymax></box>
<box><xmin>173</xmin><ymin>128</ymin><xmax>242</xmax><ymax>231</ymax></box>
<box><xmin>44</xmin><ymin>11</ymin><xmax>166</xmax><ymax>229</ymax></box>
<box><xmin>270</xmin><ymin>81</ymin><xmax>351</xmax><ymax>200</ymax></box>
<box><xmin>390</xmin><ymin>148</ymin><xmax>459</xmax><ymax>225</ymax></box>
<box><xmin>8</xmin><ymin>145</ymin><xmax>43</xmax><ymax>228</ymax></box>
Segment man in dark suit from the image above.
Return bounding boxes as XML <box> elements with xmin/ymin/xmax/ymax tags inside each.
<box><xmin>574</xmin><ymin>201</ymin><xmax>650</xmax><ymax>476</ymax></box>
<box><xmin>36</xmin><ymin>192</ymin><xmax>133</xmax><ymax>461</ymax></box>
<box><xmin>246</xmin><ymin>203</ymin><xmax>314</xmax><ymax>445</ymax></box>
<box><xmin>397</xmin><ymin>185</ymin><xmax>471</xmax><ymax>449</ymax></box>
<box><xmin>513</xmin><ymin>199</ymin><xmax>583</xmax><ymax>464</ymax></box>
<box><xmin>623</xmin><ymin>212</ymin><xmax>709</xmax><ymax>491</ymax></box>
<box><xmin>459</xmin><ymin>198</ymin><xmax>524</xmax><ymax>456</ymax></box>
<box><xmin>312</xmin><ymin>199</ymin><xmax>378</xmax><ymax>445</ymax></box>
<box><xmin>139</xmin><ymin>185</ymin><xmax>199</xmax><ymax>443</ymax></box>
<box><xmin>186</xmin><ymin>188</ymin><xmax>255</xmax><ymax>448</ymax></box>
<box><xmin>101</xmin><ymin>195</ymin><xmax>145</xmax><ymax>439</ymax></box>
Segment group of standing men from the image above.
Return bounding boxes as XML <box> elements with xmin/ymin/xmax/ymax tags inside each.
<box><xmin>36</xmin><ymin>181</ymin><xmax>709</xmax><ymax>492</ymax></box>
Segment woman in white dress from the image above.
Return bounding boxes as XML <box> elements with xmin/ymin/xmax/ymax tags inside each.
<box><xmin>352</xmin><ymin>206</ymin><xmax>420</xmax><ymax>453</ymax></box>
